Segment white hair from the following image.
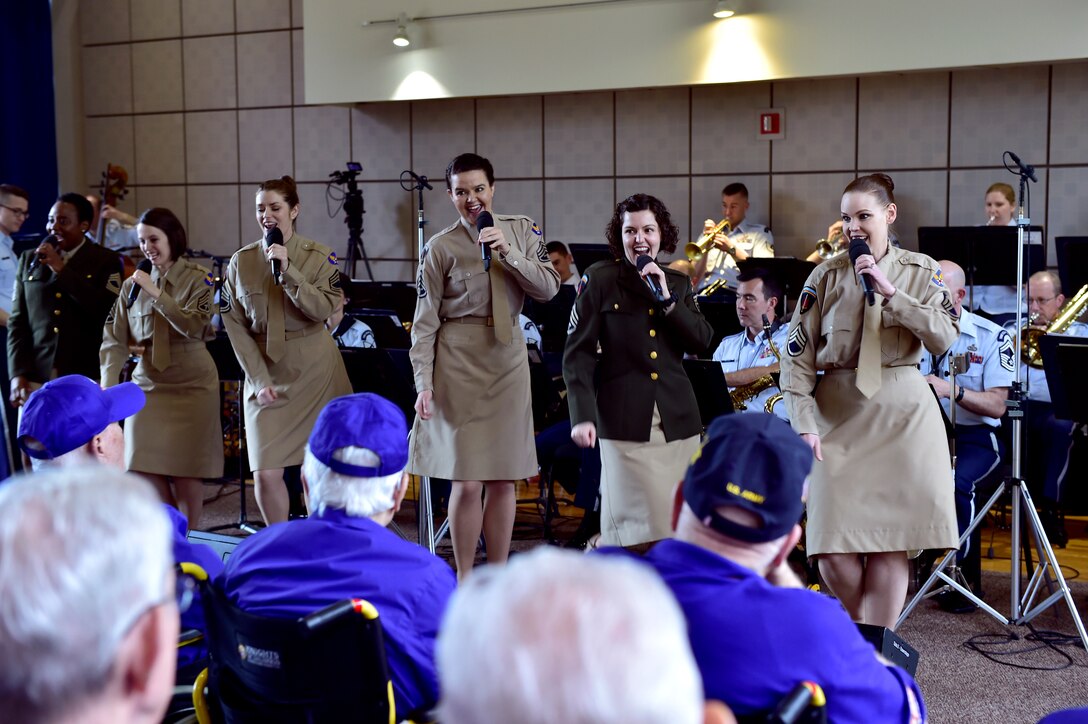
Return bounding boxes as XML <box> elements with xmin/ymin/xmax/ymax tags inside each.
<box><xmin>301</xmin><ymin>445</ymin><xmax>403</xmax><ymax>518</ymax></box>
<box><xmin>437</xmin><ymin>548</ymin><xmax>705</xmax><ymax>724</ymax></box>
<box><xmin>0</xmin><ymin>465</ymin><xmax>173</xmax><ymax>723</ymax></box>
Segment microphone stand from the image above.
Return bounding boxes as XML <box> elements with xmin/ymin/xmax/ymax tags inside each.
<box><xmin>898</xmin><ymin>153</ymin><xmax>1087</xmax><ymax>650</ymax></box>
<box><xmin>400</xmin><ymin>169</ymin><xmax>450</xmax><ymax>553</ymax></box>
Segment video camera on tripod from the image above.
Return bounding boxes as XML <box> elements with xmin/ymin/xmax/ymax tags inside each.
<box><xmin>327</xmin><ymin>161</ymin><xmax>370</xmax><ymax>280</ymax></box>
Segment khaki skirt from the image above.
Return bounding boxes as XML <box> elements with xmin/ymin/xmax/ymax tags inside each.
<box><xmin>806</xmin><ymin>366</ymin><xmax>958</xmax><ymax>556</ymax></box>
<box><xmin>408</xmin><ymin>318</ymin><xmax>536</xmax><ymax>481</ymax></box>
<box><xmin>599</xmin><ymin>403</ymin><xmax>699</xmax><ymax>547</ymax></box>
<box><xmin>127</xmin><ymin>340</ymin><xmax>224</xmax><ymax>479</ymax></box>
<box><xmin>243</xmin><ymin>326</ymin><xmax>351</xmax><ymax>470</ymax></box>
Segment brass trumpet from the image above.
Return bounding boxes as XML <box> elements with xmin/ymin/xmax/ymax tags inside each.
<box><xmin>685</xmin><ymin>219</ymin><xmax>732</xmax><ymax>261</ymax></box>
<box><xmin>814</xmin><ymin>233</ymin><xmax>847</xmax><ymax>260</ymax></box>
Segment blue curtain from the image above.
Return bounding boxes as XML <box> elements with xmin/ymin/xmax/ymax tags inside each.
<box><xmin>0</xmin><ymin>0</ymin><xmax>58</xmax><ymax>240</ymax></box>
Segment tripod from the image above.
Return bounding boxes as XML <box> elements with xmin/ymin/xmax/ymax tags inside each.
<box><xmin>898</xmin><ymin>153</ymin><xmax>1088</xmax><ymax>649</ymax></box>
<box><xmin>330</xmin><ymin>164</ymin><xmax>373</xmax><ymax>281</ymax></box>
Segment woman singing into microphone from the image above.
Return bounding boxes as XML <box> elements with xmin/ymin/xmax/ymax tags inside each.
<box><xmin>781</xmin><ymin>173</ymin><xmax>959</xmax><ymax>628</ymax></box>
<box><xmin>100</xmin><ymin>207</ymin><xmax>223</xmax><ymax>528</ymax></box>
<box><xmin>221</xmin><ymin>176</ymin><xmax>351</xmax><ymax>525</ymax></box>
<box><xmin>563</xmin><ymin>193</ymin><xmax>713</xmax><ymax>549</ymax></box>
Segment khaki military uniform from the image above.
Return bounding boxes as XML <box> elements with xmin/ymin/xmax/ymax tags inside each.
<box><xmin>780</xmin><ymin>245</ymin><xmax>960</xmax><ymax>555</ymax></box>
<box><xmin>100</xmin><ymin>260</ymin><xmax>224</xmax><ymax>479</ymax></box>
<box><xmin>408</xmin><ymin>215</ymin><xmax>560</xmax><ymax>481</ymax></box>
<box><xmin>220</xmin><ymin>234</ymin><xmax>351</xmax><ymax>470</ymax></box>
<box><xmin>564</xmin><ymin>259</ymin><xmax>714</xmax><ymax>546</ymax></box>
<box><xmin>8</xmin><ymin>241</ymin><xmax>122</xmax><ymax>384</ymax></box>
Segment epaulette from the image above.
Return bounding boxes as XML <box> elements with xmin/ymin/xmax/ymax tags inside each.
<box><xmin>895</xmin><ymin>249</ymin><xmax>939</xmax><ymax>271</ymax></box>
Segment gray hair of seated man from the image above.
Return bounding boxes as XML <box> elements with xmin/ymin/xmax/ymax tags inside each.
<box><xmin>301</xmin><ymin>446</ymin><xmax>404</xmax><ymax>518</ymax></box>
<box><xmin>0</xmin><ymin>465</ymin><xmax>173</xmax><ymax>722</ymax></box>
<box><xmin>437</xmin><ymin>547</ymin><xmax>705</xmax><ymax>724</ymax></box>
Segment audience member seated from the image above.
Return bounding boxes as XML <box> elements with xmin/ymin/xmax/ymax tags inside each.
<box><xmin>0</xmin><ymin>465</ymin><xmax>178</xmax><ymax>724</ymax></box>
<box><xmin>219</xmin><ymin>392</ymin><xmax>456</xmax><ymax>715</ymax></box>
<box><xmin>600</xmin><ymin>413</ymin><xmax>926</xmax><ymax>722</ymax></box>
<box><xmin>436</xmin><ymin>547</ymin><xmax>734</xmax><ymax>724</ymax></box>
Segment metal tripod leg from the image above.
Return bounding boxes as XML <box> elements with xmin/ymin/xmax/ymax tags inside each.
<box><xmin>417</xmin><ymin>475</ymin><xmax>449</xmax><ymax>554</ymax></box>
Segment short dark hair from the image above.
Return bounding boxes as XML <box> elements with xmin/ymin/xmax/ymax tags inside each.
<box><xmin>445</xmin><ymin>153</ymin><xmax>495</xmax><ymax>189</ymax></box>
<box><xmin>0</xmin><ymin>184</ymin><xmax>29</xmax><ymax>205</ymax></box>
<box><xmin>722</xmin><ymin>182</ymin><xmax>749</xmax><ymax>199</ymax></box>
<box><xmin>57</xmin><ymin>193</ymin><xmax>94</xmax><ymax>224</ymax></box>
<box><xmin>545</xmin><ymin>241</ymin><xmax>570</xmax><ymax>257</ymax></box>
<box><xmin>605</xmin><ymin>194</ymin><xmax>680</xmax><ymax>260</ymax></box>
<box><xmin>736</xmin><ymin>267</ymin><xmax>783</xmax><ymax>303</ymax></box>
<box><xmin>136</xmin><ymin>207</ymin><xmax>188</xmax><ymax>261</ymax></box>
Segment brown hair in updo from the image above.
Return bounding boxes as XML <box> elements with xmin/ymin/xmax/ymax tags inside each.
<box><xmin>986</xmin><ymin>182</ymin><xmax>1015</xmax><ymax>206</ymax></box>
<box><xmin>256</xmin><ymin>175</ymin><xmax>300</xmax><ymax>209</ymax></box>
<box><xmin>844</xmin><ymin>173</ymin><xmax>896</xmax><ymax>207</ymax></box>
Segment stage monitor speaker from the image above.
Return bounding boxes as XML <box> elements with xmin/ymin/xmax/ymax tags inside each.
<box><xmin>856</xmin><ymin>623</ymin><xmax>919</xmax><ymax>676</ymax></box>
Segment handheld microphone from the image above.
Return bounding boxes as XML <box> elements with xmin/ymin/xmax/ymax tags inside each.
<box><xmin>128</xmin><ymin>259</ymin><xmax>154</xmax><ymax>305</ymax></box>
<box><xmin>1007</xmin><ymin>151</ymin><xmax>1038</xmax><ymax>183</ymax></box>
<box><xmin>476</xmin><ymin>211</ymin><xmax>494</xmax><ymax>271</ymax></box>
<box><xmin>265</xmin><ymin>227</ymin><xmax>284</xmax><ymax>285</ymax></box>
<box><xmin>848</xmin><ymin>237</ymin><xmax>876</xmax><ymax>307</ymax></box>
<box><xmin>636</xmin><ymin>255</ymin><xmax>666</xmax><ymax>303</ymax></box>
<box><xmin>28</xmin><ymin>235</ymin><xmax>59</xmax><ymax>274</ymax></box>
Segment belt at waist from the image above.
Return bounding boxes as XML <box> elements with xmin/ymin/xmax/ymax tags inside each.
<box><xmin>823</xmin><ymin>364</ymin><xmax>921</xmax><ymax>376</ymax></box>
<box><xmin>441</xmin><ymin>315</ymin><xmax>518</xmax><ymax>327</ymax></box>
<box><xmin>253</xmin><ymin>324</ymin><xmax>324</xmax><ymax>344</ymax></box>
<box><xmin>149</xmin><ymin>339</ymin><xmax>207</xmax><ymax>352</ymax></box>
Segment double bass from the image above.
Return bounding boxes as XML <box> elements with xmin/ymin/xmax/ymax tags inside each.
<box><xmin>94</xmin><ymin>163</ymin><xmax>137</xmax><ymax>278</ymax></box>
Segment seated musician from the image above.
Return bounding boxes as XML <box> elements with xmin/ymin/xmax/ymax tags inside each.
<box><xmin>711</xmin><ymin>268</ymin><xmax>788</xmax><ymax>420</ymax></box>
<box><xmin>694</xmin><ymin>182</ymin><xmax>774</xmax><ymax>294</ymax></box>
<box><xmin>1004</xmin><ymin>270</ymin><xmax>1088</xmax><ymax>546</ymax></box>
<box><xmin>919</xmin><ymin>261</ymin><xmax>1014</xmax><ymax>612</ymax></box>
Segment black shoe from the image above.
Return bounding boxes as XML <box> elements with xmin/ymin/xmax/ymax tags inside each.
<box><xmin>935</xmin><ymin>589</ymin><xmax>978</xmax><ymax>614</ymax></box>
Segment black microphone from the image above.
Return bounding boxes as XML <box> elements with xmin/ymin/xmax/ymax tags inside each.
<box><xmin>128</xmin><ymin>259</ymin><xmax>154</xmax><ymax>305</ymax></box>
<box><xmin>1007</xmin><ymin>151</ymin><xmax>1038</xmax><ymax>183</ymax></box>
<box><xmin>848</xmin><ymin>237</ymin><xmax>876</xmax><ymax>307</ymax></box>
<box><xmin>476</xmin><ymin>211</ymin><xmax>494</xmax><ymax>271</ymax></box>
<box><xmin>28</xmin><ymin>235</ymin><xmax>59</xmax><ymax>274</ymax></box>
<box><xmin>265</xmin><ymin>227</ymin><xmax>284</xmax><ymax>285</ymax></box>
<box><xmin>636</xmin><ymin>255</ymin><xmax>666</xmax><ymax>303</ymax></box>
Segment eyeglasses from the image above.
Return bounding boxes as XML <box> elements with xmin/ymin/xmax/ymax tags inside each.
<box><xmin>1028</xmin><ymin>295</ymin><xmax>1058</xmax><ymax>306</ymax></box>
<box><xmin>0</xmin><ymin>203</ymin><xmax>29</xmax><ymax>220</ymax></box>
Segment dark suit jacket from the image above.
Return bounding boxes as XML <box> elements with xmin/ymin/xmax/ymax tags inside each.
<box><xmin>563</xmin><ymin>259</ymin><xmax>713</xmax><ymax>442</ymax></box>
<box><xmin>8</xmin><ymin>241</ymin><xmax>122</xmax><ymax>383</ymax></box>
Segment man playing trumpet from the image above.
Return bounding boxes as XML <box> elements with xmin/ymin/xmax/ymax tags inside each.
<box><xmin>694</xmin><ymin>183</ymin><xmax>774</xmax><ymax>294</ymax></box>
<box><xmin>711</xmin><ymin>268</ymin><xmax>789</xmax><ymax>420</ymax></box>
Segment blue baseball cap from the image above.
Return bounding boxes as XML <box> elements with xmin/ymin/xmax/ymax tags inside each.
<box><xmin>18</xmin><ymin>376</ymin><xmax>146</xmax><ymax>460</ymax></box>
<box><xmin>308</xmin><ymin>393</ymin><xmax>408</xmax><ymax>477</ymax></box>
<box><xmin>682</xmin><ymin>413</ymin><xmax>813</xmax><ymax>544</ymax></box>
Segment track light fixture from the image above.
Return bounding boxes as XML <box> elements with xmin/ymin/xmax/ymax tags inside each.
<box><xmin>393</xmin><ymin>14</ymin><xmax>410</xmax><ymax>47</ymax></box>
<box><xmin>712</xmin><ymin>0</ymin><xmax>735</xmax><ymax>18</ymax></box>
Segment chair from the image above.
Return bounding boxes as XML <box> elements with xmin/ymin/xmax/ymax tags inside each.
<box><xmin>187</xmin><ymin>564</ymin><xmax>397</xmax><ymax>724</ymax></box>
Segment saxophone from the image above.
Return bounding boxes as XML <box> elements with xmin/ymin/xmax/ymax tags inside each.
<box><xmin>728</xmin><ymin>315</ymin><xmax>784</xmax><ymax>411</ymax></box>
<box><xmin>1021</xmin><ymin>284</ymin><xmax>1088</xmax><ymax>368</ymax></box>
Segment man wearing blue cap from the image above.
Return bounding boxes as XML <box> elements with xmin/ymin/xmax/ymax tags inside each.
<box><xmin>219</xmin><ymin>392</ymin><xmax>456</xmax><ymax>716</ymax></box>
<box><xmin>599</xmin><ymin>413</ymin><xmax>925</xmax><ymax>722</ymax></box>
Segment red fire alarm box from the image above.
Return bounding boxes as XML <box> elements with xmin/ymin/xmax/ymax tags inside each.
<box><xmin>757</xmin><ymin>108</ymin><xmax>784</xmax><ymax>140</ymax></box>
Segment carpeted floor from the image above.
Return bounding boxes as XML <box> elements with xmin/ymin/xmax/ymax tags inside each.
<box><xmin>197</xmin><ymin>481</ymin><xmax>1088</xmax><ymax>724</ymax></box>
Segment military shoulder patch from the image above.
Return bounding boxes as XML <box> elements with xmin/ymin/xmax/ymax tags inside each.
<box><xmin>530</xmin><ymin>222</ymin><xmax>542</xmax><ymax>236</ymax></box>
<box><xmin>203</xmin><ymin>272</ymin><xmax>215</xmax><ymax>287</ymax></box>
<box><xmin>536</xmin><ymin>239</ymin><xmax>549</xmax><ymax>263</ymax></box>
<box><xmin>327</xmin><ymin>252</ymin><xmax>338</xmax><ymax>265</ymax></box>
<box><xmin>106</xmin><ymin>272</ymin><xmax>122</xmax><ymax>294</ymax></box>
<box><xmin>799</xmin><ymin>285</ymin><xmax>818</xmax><ymax>315</ymax></box>
<box><xmin>940</xmin><ymin>290</ymin><xmax>958</xmax><ymax>319</ymax></box>
<box><xmin>931</xmin><ymin>268</ymin><xmax>945</xmax><ymax>288</ymax></box>
<box><xmin>416</xmin><ymin>265</ymin><xmax>427</xmax><ymax>299</ymax></box>
<box><xmin>787</xmin><ymin>324</ymin><xmax>809</xmax><ymax>357</ymax></box>
<box><xmin>998</xmin><ymin>330</ymin><xmax>1015</xmax><ymax>372</ymax></box>
<box><xmin>575</xmin><ymin>273</ymin><xmax>589</xmax><ymax>296</ymax></box>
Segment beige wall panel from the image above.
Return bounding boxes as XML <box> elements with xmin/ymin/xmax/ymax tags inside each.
<box><xmin>131</xmin><ymin>0</ymin><xmax>182</xmax><ymax>40</ymax></box>
<box><xmin>236</xmin><ymin>0</ymin><xmax>292</xmax><ymax>32</ymax></box>
<box><xmin>950</xmin><ymin>66</ymin><xmax>1049</xmax><ymax>168</ymax></box>
<box><xmin>772</xmin><ymin>78</ymin><xmax>857</xmax><ymax>173</ymax></box>
<box><xmin>189</xmin><ymin>184</ymin><xmax>242</xmax><ymax>257</ymax></box>
<box><xmin>293</xmin><ymin>105</ymin><xmax>350</xmax><ymax>182</ymax></box>
<box><xmin>477</xmin><ymin>96</ymin><xmax>543</xmax><ymax>179</ymax></box>
<box><xmin>134</xmin><ymin>186</ymin><xmax>188</xmax><ymax>229</ymax></box>
<box><xmin>691</xmin><ymin>82</ymin><xmax>772</xmax><ymax>175</ymax></box>
<box><xmin>543</xmin><ymin>92</ymin><xmax>614</xmax><ymax>178</ymax></box>
<box><xmin>410</xmin><ymin>99</ymin><xmax>475</xmax><ymax>182</ymax></box>
<box><xmin>615</xmin><ymin>88</ymin><xmax>690</xmax><ymax>177</ymax></box>
<box><xmin>186</xmin><ymin>111</ymin><xmax>239</xmax><ymax>183</ymax></box>
<box><xmin>82</xmin><ymin>45</ymin><xmax>132</xmax><ymax>116</ymax></box>
<box><xmin>84</xmin><ymin>116</ymin><xmax>136</xmax><ymax>187</ymax></box>
<box><xmin>292</xmin><ymin>30</ymin><xmax>304</xmax><ymax>105</ymax></box>
<box><xmin>182</xmin><ymin>0</ymin><xmax>235</xmax><ymax>35</ymax></box>
<box><xmin>80</xmin><ymin>0</ymin><xmax>129</xmax><ymax>45</ymax></box>
<box><xmin>357</xmin><ymin>182</ymin><xmax>417</xmax><ymax>260</ymax></box>
<box><xmin>135</xmin><ymin>113</ymin><xmax>186</xmax><ymax>185</ymax></box>
<box><xmin>291</xmin><ymin>0</ymin><xmax>303</xmax><ymax>26</ymax></box>
<box><xmin>769</xmin><ymin>173</ymin><xmax>855</xmax><ymax>259</ymax></box>
<box><xmin>238</xmin><ymin>31</ymin><xmax>293</xmax><ymax>108</ymax></box>
<box><xmin>495</xmin><ymin>180</ymin><xmax>545</xmax><ymax>234</ymax></box>
<box><xmin>132</xmin><ymin>40</ymin><xmax>183</xmax><ymax>114</ymax></box>
<box><xmin>183</xmin><ymin>36</ymin><xmax>237</xmax><ymax>110</ymax></box>
<box><xmin>1042</xmin><ymin>167</ymin><xmax>1088</xmax><ymax>259</ymax></box>
<box><xmin>858</xmin><ymin>169</ymin><xmax>948</xmax><ymax>251</ymax></box>
<box><xmin>1050</xmin><ymin>62</ymin><xmax>1088</xmax><ymax>165</ymax></box>
<box><xmin>859</xmin><ymin>72</ymin><xmax>949</xmax><ymax>171</ymax></box>
<box><xmin>543</xmin><ymin>178</ymin><xmax>615</xmax><ymax>246</ymax></box>
<box><xmin>351</xmin><ymin>103</ymin><xmax>411</xmax><ymax>181</ymax></box>
<box><xmin>239</xmin><ymin>108</ymin><xmax>294</xmax><ymax>182</ymax></box>
<box><xmin>294</xmin><ymin>182</ymin><xmax>348</xmax><ymax>253</ymax></box>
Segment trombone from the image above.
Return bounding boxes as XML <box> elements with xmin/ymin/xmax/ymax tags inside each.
<box><xmin>685</xmin><ymin>219</ymin><xmax>732</xmax><ymax>261</ymax></box>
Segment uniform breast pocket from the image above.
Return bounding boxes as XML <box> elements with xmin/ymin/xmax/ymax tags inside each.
<box><xmin>238</xmin><ymin>291</ymin><xmax>266</xmax><ymax>326</ymax></box>
<box><xmin>131</xmin><ymin>309</ymin><xmax>156</xmax><ymax>340</ymax></box>
<box><xmin>448</xmin><ymin>270</ymin><xmax>489</xmax><ymax>305</ymax></box>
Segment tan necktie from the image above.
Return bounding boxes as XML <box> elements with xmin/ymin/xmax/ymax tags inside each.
<box><xmin>855</xmin><ymin>298</ymin><xmax>882</xmax><ymax>398</ymax></box>
<box><xmin>150</xmin><ymin>277</ymin><xmax>171</xmax><ymax>370</ymax></box>
<box><xmin>266</xmin><ymin>276</ymin><xmax>286</xmax><ymax>362</ymax></box>
<box><xmin>489</xmin><ymin>262</ymin><xmax>512</xmax><ymax>345</ymax></box>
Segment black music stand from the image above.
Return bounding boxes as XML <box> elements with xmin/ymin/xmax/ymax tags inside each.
<box><xmin>347</xmin><ymin>280</ymin><xmax>418</xmax><ymax>326</ymax></box>
<box><xmin>350</xmin><ymin>312</ymin><xmax>412</xmax><ymax>349</ymax></box>
<box><xmin>737</xmin><ymin>257</ymin><xmax>816</xmax><ymax>315</ymax></box>
<box><xmin>698</xmin><ymin>298</ymin><xmax>741</xmax><ymax>354</ymax></box>
<box><xmin>682</xmin><ymin>359</ymin><xmax>734</xmax><ymax>428</ymax></box>
<box><xmin>1040</xmin><ymin>335</ymin><xmax>1088</xmax><ymax>423</ymax></box>
<box><xmin>918</xmin><ymin>226</ymin><xmax>1045</xmax><ymax>311</ymax></box>
<box><xmin>568</xmin><ymin>243</ymin><xmax>615</xmax><ymax>272</ymax></box>
<box><xmin>1055</xmin><ymin>236</ymin><xmax>1088</xmax><ymax>302</ymax></box>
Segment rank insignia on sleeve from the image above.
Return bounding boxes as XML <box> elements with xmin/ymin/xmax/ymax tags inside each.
<box><xmin>106</xmin><ymin>272</ymin><xmax>121</xmax><ymax>294</ymax></box>
<box><xmin>931</xmin><ymin>269</ymin><xmax>945</xmax><ymax>288</ymax></box>
<box><xmin>575</xmin><ymin>273</ymin><xmax>588</xmax><ymax>296</ymax></box>
<box><xmin>536</xmin><ymin>239</ymin><xmax>549</xmax><ymax>262</ymax></box>
<box><xmin>330</xmin><ymin>269</ymin><xmax>342</xmax><ymax>289</ymax></box>
<box><xmin>327</xmin><ymin>252</ymin><xmax>338</xmax><ymax>265</ymax></box>
<box><xmin>416</xmin><ymin>266</ymin><xmax>427</xmax><ymax>299</ymax></box>
<box><xmin>105</xmin><ymin>309</ymin><xmax>115</xmax><ymax>324</ymax></box>
<box><xmin>197</xmin><ymin>289</ymin><xmax>212</xmax><ymax>314</ymax></box>
<box><xmin>799</xmin><ymin>285</ymin><xmax>817</xmax><ymax>315</ymax></box>
<box><xmin>940</xmin><ymin>290</ymin><xmax>958</xmax><ymax>319</ymax></box>
<box><xmin>530</xmin><ymin>222</ymin><xmax>542</xmax><ymax>236</ymax></box>
<box><xmin>787</xmin><ymin>325</ymin><xmax>808</xmax><ymax>357</ymax></box>
<box><xmin>567</xmin><ymin>305</ymin><xmax>580</xmax><ymax>334</ymax></box>
<box><xmin>203</xmin><ymin>272</ymin><xmax>215</xmax><ymax>287</ymax></box>
<box><xmin>219</xmin><ymin>287</ymin><xmax>233</xmax><ymax>313</ymax></box>
<box><xmin>998</xmin><ymin>331</ymin><xmax>1015</xmax><ymax>372</ymax></box>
